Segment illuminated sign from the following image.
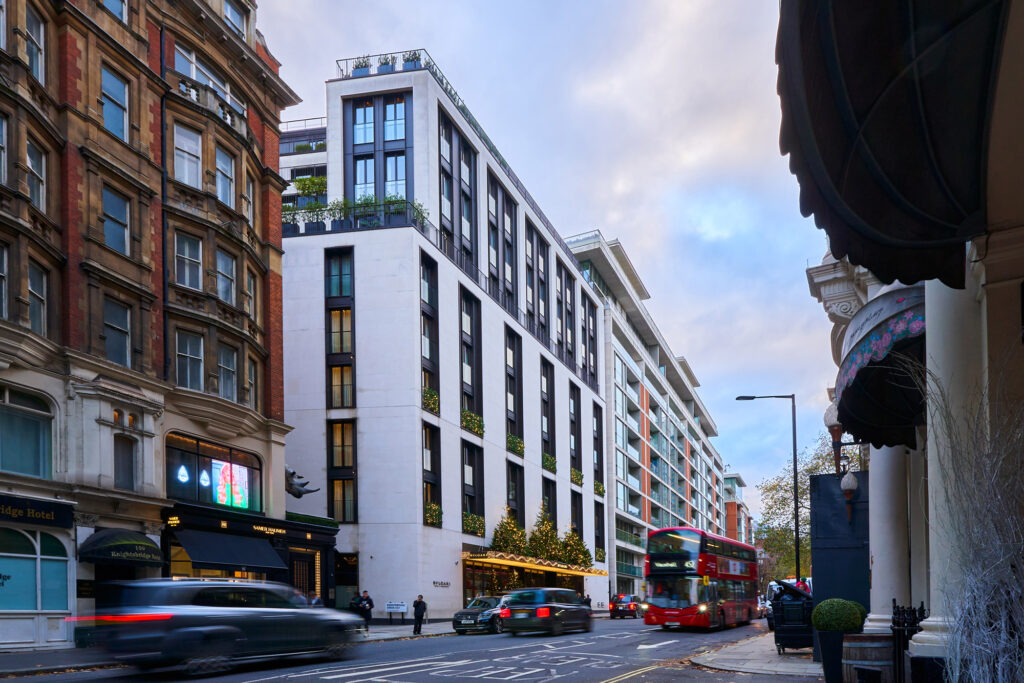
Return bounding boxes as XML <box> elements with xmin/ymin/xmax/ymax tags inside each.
<box><xmin>653</xmin><ymin>561</ymin><xmax>678</xmax><ymax>569</ymax></box>
<box><xmin>0</xmin><ymin>494</ymin><xmax>74</xmax><ymax>529</ymax></box>
<box><xmin>177</xmin><ymin>465</ymin><xmax>190</xmax><ymax>484</ymax></box>
<box><xmin>211</xmin><ymin>460</ymin><xmax>249</xmax><ymax>509</ymax></box>
<box><xmin>252</xmin><ymin>525</ymin><xmax>287</xmax><ymax>535</ymax></box>
<box><xmin>199</xmin><ymin>470</ymin><xmax>211</xmax><ymax>487</ymax></box>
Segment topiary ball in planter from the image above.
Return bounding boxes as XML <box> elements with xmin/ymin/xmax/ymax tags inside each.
<box><xmin>812</xmin><ymin>599</ymin><xmax>863</xmax><ymax>632</ymax></box>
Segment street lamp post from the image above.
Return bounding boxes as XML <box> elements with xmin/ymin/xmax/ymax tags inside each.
<box><xmin>736</xmin><ymin>394</ymin><xmax>800</xmax><ymax>579</ymax></box>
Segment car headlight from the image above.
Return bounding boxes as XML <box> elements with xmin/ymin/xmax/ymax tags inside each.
<box><xmin>698</xmin><ymin>604</ymin><xmax>707</xmax><ymax>613</ymax></box>
<box><xmin>641</xmin><ymin>603</ymin><xmax>649</xmax><ymax>610</ymax></box>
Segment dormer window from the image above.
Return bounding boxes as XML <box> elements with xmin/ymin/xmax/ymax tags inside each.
<box><xmin>224</xmin><ymin>0</ymin><xmax>246</xmax><ymax>37</ymax></box>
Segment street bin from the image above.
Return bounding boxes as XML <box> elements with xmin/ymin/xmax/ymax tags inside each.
<box><xmin>771</xmin><ymin>580</ymin><xmax>814</xmax><ymax>654</ymax></box>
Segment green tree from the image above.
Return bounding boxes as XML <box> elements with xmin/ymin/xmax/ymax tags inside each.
<box><xmin>490</xmin><ymin>507</ymin><xmax>527</xmax><ymax>555</ymax></box>
<box><xmin>526</xmin><ymin>505</ymin><xmax>560</xmax><ymax>561</ymax></box>
<box><xmin>755</xmin><ymin>432</ymin><xmax>864</xmax><ymax>580</ymax></box>
<box><xmin>559</xmin><ymin>530</ymin><xmax>593</xmax><ymax>568</ymax></box>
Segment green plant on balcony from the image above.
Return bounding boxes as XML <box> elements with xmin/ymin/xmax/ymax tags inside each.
<box><xmin>423</xmin><ymin>502</ymin><xmax>442</xmax><ymax>528</ymax></box>
<box><xmin>594</xmin><ymin>480</ymin><xmax>605</xmax><ymax>497</ymax></box>
<box><xmin>542</xmin><ymin>453</ymin><xmax>557</xmax><ymax>474</ymax></box>
<box><xmin>506</xmin><ymin>433</ymin><xmax>524</xmax><ymax>456</ymax></box>
<box><xmin>462</xmin><ymin>511</ymin><xmax>486</xmax><ymax>537</ymax></box>
<box><xmin>293</xmin><ymin>175</ymin><xmax>327</xmax><ymax>198</ymax></box>
<box><xmin>461</xmin><ymin>409</ymin><xmax>484</xmax><ymax>437</ymax></box>
<box><xmin>352</xmin><ymin>56</ymin><xmax>371</xmax><ymax>69</ymax></box>
<box><xmin>326</xmin><ymin>198</ymin><xmax>353</xmax><ymax>221</ymax></box>
<box><xmin>282</xmin><ymin>204</ymin><xmax>300</xmax><ymax>225</ymax></box>
<box><xmin>595</xmin><ymin>547</ymin><xmax>606</xmax><ymax>563</ymax></box>
<box><xmin>402</xmin><ymin>50</ymin><xmax>422</xmax><ymax>64</ymax></box>
<box><xmin>570</xmin><ymin>467</ymin><xmax>584</xmax><ymax>486</ymax></box>
<box><xmin>410</xmin><ymin>200</ymin><xmax>429</xmax><ymax>226</ymax></box>
<box><xmin>294</xmin><ymin>142</ymin><xmax>312</xmax><ymax>153</ymax></box>
<box><xmin>422</xmin><ymin>387</ymin><xmax>439</xmax><ymax>414</ymax></box>
<box><xmin>378</xmin><ymin>53</ymin><xmax>397</xmax><ymax>67</ymax></box>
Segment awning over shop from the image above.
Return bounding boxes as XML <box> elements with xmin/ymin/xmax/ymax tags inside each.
<box><xmin>463</xmin><ymin>551</ymin><xmax>608</xmax><ymax>577</ymax></box>
<box><xmin>79</xmin><ymin>528</ymin><xmax>164</xmax><ymax>566</ymax></box>
<box><xmin>836</xmin><ymin>285</ymin><xmax>926</xmax><ymax>447</ymax></box>
<box><xmin>776</xmin><ymin>0</ymin><xmax>1007</xmax><ymax>288</ymax></box>
<box><xmin>174</xmin><ymin>529</ymin><xmax>286</xmax><ymax>572</ymax></box>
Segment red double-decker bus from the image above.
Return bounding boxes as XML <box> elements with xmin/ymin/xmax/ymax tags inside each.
<box><xmin>643</xmin><ymin>527</ymin><xmax>758</xmax><ymax>629</ymax></box>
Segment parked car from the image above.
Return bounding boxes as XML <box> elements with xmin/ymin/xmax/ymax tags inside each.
<box><xmin>609</xmin><ymin>593</ymin><xmax>644</xmax><ymax>619</ymax></box>
<box><xmin>452</xmin><ymin>595</ymin><xmax>508</xmax><ymax>634</ymax></box>
<box><xmin>501</xmin><ymin>588</ymin><xmax>591</xmax><ymax>636</ymax></box>
<box><xmin>96</xmin><ymin>579</ymin><xmax>363</xmax><ymax>676</ymax></box>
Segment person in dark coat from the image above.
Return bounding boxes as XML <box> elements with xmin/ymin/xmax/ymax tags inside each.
<box><xmin>348</xmin><ymin>591</ymin><xmax>361</xmax><ymax>615</ymax></box>
<box><xmin>413</xmin><ymin>595</ymin><xmax>427</xmax><ymax>634</ymax></box>
<box><xmin>359</xmin><ymin>590</ymin><xmax>375</xmax><ymax>631</ymax></box>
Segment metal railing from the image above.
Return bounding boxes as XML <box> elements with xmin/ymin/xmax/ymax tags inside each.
<box><xmin>334</xmin><ymin>49</ymin><xmax>601</xmax><ymax>302</ymax></box>
<box><xmin>280</xmin><ymin>117</ymin><xmax>328</xmax><ymax>132</ymax></box>
<box><xmin>615</xmin><ymin>529</ymin><xmax>643</xmax><ymax>547</ymax></box>
<box><xmin>283</xmin><ymin>199</ymin><xmax>599</xmax><ymax>392</ymax></box>
<box><xmin>892</xmin><ymin>600</ymin><xmax>927</xmax><ymax>683</ymax></box>
<box><xmin>616</xmin><ymin>562</ymin><xmax>642</xmax><ymax>578</ymax></box>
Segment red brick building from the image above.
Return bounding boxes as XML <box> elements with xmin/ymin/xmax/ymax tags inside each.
<box><xmin>724</xmin><ymin>473</ymin><xmax>753</xmax><ymax>545</ymax></box>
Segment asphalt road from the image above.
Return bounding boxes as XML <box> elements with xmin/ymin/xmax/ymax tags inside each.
<box><xmin>37</xmin><ymin>618</ymin><xmax>817</xmax><ymax>682</ymax></box>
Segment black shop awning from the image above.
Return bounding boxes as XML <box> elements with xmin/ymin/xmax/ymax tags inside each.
<box><xmin>835</xmin><ymin>285</ymin><xmax>926</xmax><ymax>448</ymax></box>
<box><xmin>776</xmin><ymin>0</ymin><xmax>1007</xmax><ymax>287</ymax></box>
<box><xmin>174</xmin><ymin>529</ymin><xmax>286</xmax><ymax>572</ymax></box>
<box><xmin>79</xmin><ymin>528</ymin><xmax>164</xmax><ymax>566</ymax></box>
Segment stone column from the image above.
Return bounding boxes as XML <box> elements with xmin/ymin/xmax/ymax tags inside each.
<box><xmin>908</xmin><ymin>278</ymin><xmax>983</xmax><ymax>657</ymax></box>
<box><xmin>863</xmin><ymin>445</ymin><xmax>910</xmax><ymax>632</ymax></box>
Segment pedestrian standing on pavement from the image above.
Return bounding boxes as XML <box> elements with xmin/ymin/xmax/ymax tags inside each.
<box><xmin>584</xmin><ymin>594</ymin><xmax>592</xmax><ymax>610</ymax></box>
<box><xmin>413</xmin><ymin>595</ymin><xmax>427</xmax><ymax>635</ymax></box>
<box><xmin>359</xmin><ymin>590</ymin><xmax>375</xmax><ymax>631</ymax></box>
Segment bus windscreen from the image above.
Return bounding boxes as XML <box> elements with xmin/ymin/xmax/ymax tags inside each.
<box><xmin>647</xmin><ymin>529</ymin><xmax>701</xmax><ymax>555</ymax></box>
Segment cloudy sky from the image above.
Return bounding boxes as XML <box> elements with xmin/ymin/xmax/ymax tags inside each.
<box><xmin>259</xmin><ymin>0</ymin><xmax>836</xmax><ymax>518</ymax></box>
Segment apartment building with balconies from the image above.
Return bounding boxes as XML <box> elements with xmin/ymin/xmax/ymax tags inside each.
<box><xmin>724</xmin><ymin>472</ymin><xmax>753</xmax><ymax>545</ymax></box>
<box><xmin>280</xmin><ymin>51</ymin><xmax>608</xmax><ymax>616</ymax></box>
<box><xmin>566</xmin><ymin>230</ymin><xmax>728</xmax><ymax>595</ymax></box>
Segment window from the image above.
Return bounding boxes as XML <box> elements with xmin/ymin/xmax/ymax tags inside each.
<box><xmin>354</xmin><ymin>156</ymin><xmax>374</xmax><ymax>200</ymax></box>
<box><xmin>27</xmin><ymin>261</ymin><xmax>46</xmax><ymax>336</ymax></box>
<box><xmin>218</xmin><ymin>345</ymin><xmax>236</xmax><ymax>402</ymax></box>
<box><xmin>243</xmin><ymin>269</ymin><xmax>257</xmax><ymax>319</ymax></box>
<box><xmin>173</xmin><ymin>124</ymin><xmax>201</xmax><ymax>188</ymax></box>
<box><xmin>460</xmin><ymin>146</ymin><xmax>472</xmax><ymax>185</ymax></box>
<box><xmin>102</xmin><ymin>0</ymin><xmax>125</xmax><ymax>21</ymax></box>
<box><xmin>114</xmin><ymin>435</ymin><xmax>134</xmax><ymax>491</ymax></box>
<box><xmin>175</xmin><ymin>233</ymin><xmax>202</xmax><ymax>290</ymax></box>
<box><xmin>462</xmin><ymin>441</ymin><xmax>483</xmax><ymax>516</ymax></box>
<box><xmin>459</xmin><ymin>288</ymin><xmax>481</xmax><ymax>413</ymax></box>
<box><xmin>0</xmin><ymin>244</ymin><xmax>6</xmax><ymax>319</ymax></box>
<box><xmin>385</xmin><ymin>153</ymin><xmax>405</xmax><ymax>199</ymax></box>
<box><xmin>569</xmin><ymin>382</ymin><xmax>581</xmax><ymax>471</ymax></box>
<box><xmin>505</xmin><ymin>327</ymin><xmax>522</xmax><ymax>439</ymax></box>
<box><xmin>215</xmin><ymin>250</ymin><xmax>235</xmax><ymax>304</ymax></box>
<box><xmin>165</xmin><ymin>433</ymin><xmax>262</xmax><ymax>511</ymax></box>
<box><xmin>103</xmin><ymin>299</ymin><xmax>130</xmax><ymax>367</ymax></box>
<box><xmin>325</xmin><ymin>249</ymin><xmax>353</xmax><ymax>298</ymax></box>
<box><xmin>571</xmin><ymin>490</ymin><xmax>583</xmax><ymax>535</ymax></box>
<box><xmin>593</xmin><ymin>403</ymin><xmax>604</xmax><ymax>484</ymax></box>
<box><xmin>175</xmin><ymin>330</ymin><xmax>203</xmax><ymax>390</ymax></box>
<box><xmin>384</xmin><ymin>95</ymin><xmax>405</xmax><ymax>141</ymax></box>
<box><xmin>102</xmin><ymin>187</ymin><xmax>129</xmax><ymax>255</ymax></box>
<box><xmin>439</xmin><ymin>117</ymin><xmax>451</xmax><ymax>162</ymax></box>
<box><xmin>353</xmin><ymin>99</ymin><xmax>373</xmax><ymax>144</ymax></box>
<box><xmin>507</xmin><ymin>461</ymin><xmax>524</xmax><ymax>527</ymax></box>
<box><xmin>223</xmin><ymin>0</ymin><xmax>246</xmax><ymax>36</ymax></box>
<box><xmin>247</xmin><ymin>357</ymin><xmax>259</xmax><ymax>410</ymax></box>
<box><xmin>25</xmin><ymin>6</ymin><xmax>43</xmax><ymax>84</ymax></box>
<box><xmin>440</xmin><ymin>171</ymin><xmax>452</xmax><ymax>221</ymax></box>
<box><xmin>244</xmin><ymin>174</ymin><xmax>254</xmax><ymax>224</ymax></box>
<box><xmin>101</xmin><ymin>66</ymin><xmax>128</xmax><ymax>141</ymax></box>
<box><xmin>215</xmin><ymin>147</ymin><xmax>234</xmax><ymax>206</ymax></box>
<box><xmin>328</xmin><ymin>309</ymin><xmax>352</xmax><ymax>354</ymax></box>
<box><xmin>329</xmin><ymin>365</ymin><xmax>353</xmax><ymax>408</ymax></box>
<box><xmin>542</xmin><ymin>476</ymin><xmax>557</xmax><ymax>523</ymax></box>
<box><xmin>174</xmin><ymin>45</ymin><xmax>244</xmax><ymax>113</ymax></box>
<box><xmin>0</xmin><ymin>529</ymin><xmax>67</xmax><ymax>612</ymax></box>
<box><xmin>0</xmin><ymin>116</ymin><xmax>7</xmax><ymax>185</ymax></box>
<box><xmin>594</xmin><ymin>501</ymin><xmax>605</xmax><ymax>558</ymax></box>
<box><xmin>540</xmin><ymin>358</ymin><xmax>555</xmax><ymax>455</ymax></box>
<box><xmin>0</xmin><ymin>386</ymin><xmax>52</xmax><ymax>479</ymax></box>
<box><xmin>26</xmin><ymin>139</ymin><xmax>45</xmax><ymax>210</ymax></box>
<box><xmin>328</xmin><ymin>421</ymin><xmax>356</xmax><ymax>522</ymax></box>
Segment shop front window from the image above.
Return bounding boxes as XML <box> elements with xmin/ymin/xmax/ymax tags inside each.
<box><xmin>0</xmin><ymin>528</ymin><xmax>68</xmax><ymax>611</ymax></box>
<box><xmin>0</xmin><ymin>386</ymin><xmax>52</xmax><ymax>479</ymax></box>
<box><xmin>165</xmin><ymin>433</ymin><xmax>262</xmax><ymax>512</ymax></box>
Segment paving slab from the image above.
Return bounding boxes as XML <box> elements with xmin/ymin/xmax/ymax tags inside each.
<box><xmin>691</xmin><ymin>631</ymin><xmax>823</xmax><ymax>677</ymax></box>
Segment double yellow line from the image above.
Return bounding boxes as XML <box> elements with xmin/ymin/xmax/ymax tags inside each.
<box><xmin>599</xmin><ymin>664</ymin><xmax>664</xmax><ymax>683</ymax></box>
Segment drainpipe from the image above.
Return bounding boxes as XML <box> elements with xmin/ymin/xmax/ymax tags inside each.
<box><xmin>160</xmin><ymin>22</ymin><xmax>169</xmax><ymax>382</ymax></box>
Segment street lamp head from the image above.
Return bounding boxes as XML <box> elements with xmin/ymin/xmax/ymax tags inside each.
<box><xmin>735</xmin><ymin>396</ymin><xmax>756</xmax><ymax>401</ymax></box>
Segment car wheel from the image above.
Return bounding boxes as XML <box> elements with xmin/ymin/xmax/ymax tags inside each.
<box><xmin>182</xmin><ymin>640</ymin><xmax>233</xmax><ymax>677</ymax></box>
<box><xmin>491</xmin><ymin>618</ymin><xmax>504</xmax><ymax>634</ymax></box>
<box><xmin>324</xmin><ymin>629</ymin><xmax>350</xmax><ymax>660</ymax></box>
<box><xmin>583</xmin><ymin>616</ymin><xmax>593</xmax><ymax>633</ymax></box>
<box><xmin>550</xmin><ymin>619</ymin><xmax>564</xmax><ymax>636</ymax></box>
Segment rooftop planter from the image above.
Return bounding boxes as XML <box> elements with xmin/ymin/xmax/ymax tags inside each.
<box><xmin>422</xmin><ymin>386</ymin><xmax>439</xmax><ymax>414</ymax></box>
<box><xmin>378</xmin><ymin>54</ymin><xmax>396</xmax><ymax>74</ymax></box>
<box><xmin>403</xmin><ymin>50</ymin><xmax>422</xmax><ymax>70</ymax></box>
<box><xmin>542</xmin><ymin>453</ymin><xmax>557</xmax><ymax>474</ymax></box>
<box><xmin>423</xmin><ymin>502</ymin><xmax>442</xmax><ymax>528</ymax></box>
<box><xmin>594</xmin><ymin>480</ymin><xmax>605</xmax><ymax>497</ymax></box>
<box><xmin>462</xmin><ymin>511</ymin><xmax>485</xmax><ymax>537</ymax></box>
<box><xmin>461</xmin><ymin>410</ymin><xmax>484</xmax><ymax>437</ymax></box>
<box><xmin>352</xmin><ymin>56</ymin><xmax>371</xmax><ymax>77</ymax></box>
<box><xmin>570</xmin><ymin>468</ymin><xmax>584</xmax><ymax>486</ymax></box>
<box><xmin>506</xmin><ymin>433</ymin><xmax>524</xmax><ymax>456</ymax></box>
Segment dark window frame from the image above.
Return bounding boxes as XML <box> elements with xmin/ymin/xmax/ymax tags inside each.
<box><xmin>327</xmin><ymin>419</ymin><xmax>357</xmax><ymax>523</ymax></box>
<box><xmin>462</xmin><ymin>440</ymin><xmax>484</xmax><ymax>516</ymax></box>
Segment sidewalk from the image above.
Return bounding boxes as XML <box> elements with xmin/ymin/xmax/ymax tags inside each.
<box><xmin>691</xmin><ymin>632</ymin><xmax>823</xmax><ymax>678</ymax></box>
<box><xmin>0</xmin><ymin>622</ymin><xmax>459</xmax><ymax>676</ymax></box>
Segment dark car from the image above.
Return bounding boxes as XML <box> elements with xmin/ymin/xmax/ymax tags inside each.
<box><xmin>502</xmin><ymin>588</ymin><xmax>591</xmax><ymax>636</ymax></box>
<box><xmin>610</xmin><ymin>593</ymin><xmax>644</xmax><ymax>619</ymax></box>
<box><xmin>453</xmin><ymin>595</ymin><xmax>508</xmax><ymax>634</ymax></box>
<box><xmin>96</xmin><ymin>579</ymin><xmax>363</xmax><ymax>675</ymax></box>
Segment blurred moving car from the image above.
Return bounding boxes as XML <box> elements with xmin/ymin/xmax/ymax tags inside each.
<box><xmin>96</xmin><ymin>579</ymin><xmax>363</xmax><ymax>675</ymax></box>
<box><xmin>501</xmin><ymin>588</ymin><xmax>591</xmax><ymax>635</ymax></box>
<box><xmin>453</xmin><ymin>595</ymin><xmax>508</xmax><ymax>634</ymax></box>
<box><xmin>609</xmin><ymin>593</ymin><xmax>644</xmax><ymax>619</ymax></box>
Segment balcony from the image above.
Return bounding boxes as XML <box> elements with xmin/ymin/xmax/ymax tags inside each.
<box><xmin>616</xmin><ymin>528</ymin><xmax>643</xmax><ymax>547</ymax></box>
<box><xmin>169</xmin><ymin>71</ymin><xmax>249</xmax><ymax>140</ymax></box>
<box><xmin>616</xmin><ymin>562</ymin><xmax>642</xmax><ymax>578</ymax></box>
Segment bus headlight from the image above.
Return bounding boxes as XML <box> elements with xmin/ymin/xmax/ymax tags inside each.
<box><xmin>698</xmin><ymin>604</ymin><xmax>707</xmax><ymax>613</ymax></box>
<box><xmin>641</xmin><ymin>603</ymin><xmax>649</xmax><ymax>611</ymax></box>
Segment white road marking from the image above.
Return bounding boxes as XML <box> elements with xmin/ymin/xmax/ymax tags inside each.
<box><xmin>321</xmin><ymin>659</ymin><xmax>473</xmax><ymax>680</ymax></box>
<box><xmin>636</xmin><ymin>640</ymin><xmax>677</xmax><ymax>650</ymax></box>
